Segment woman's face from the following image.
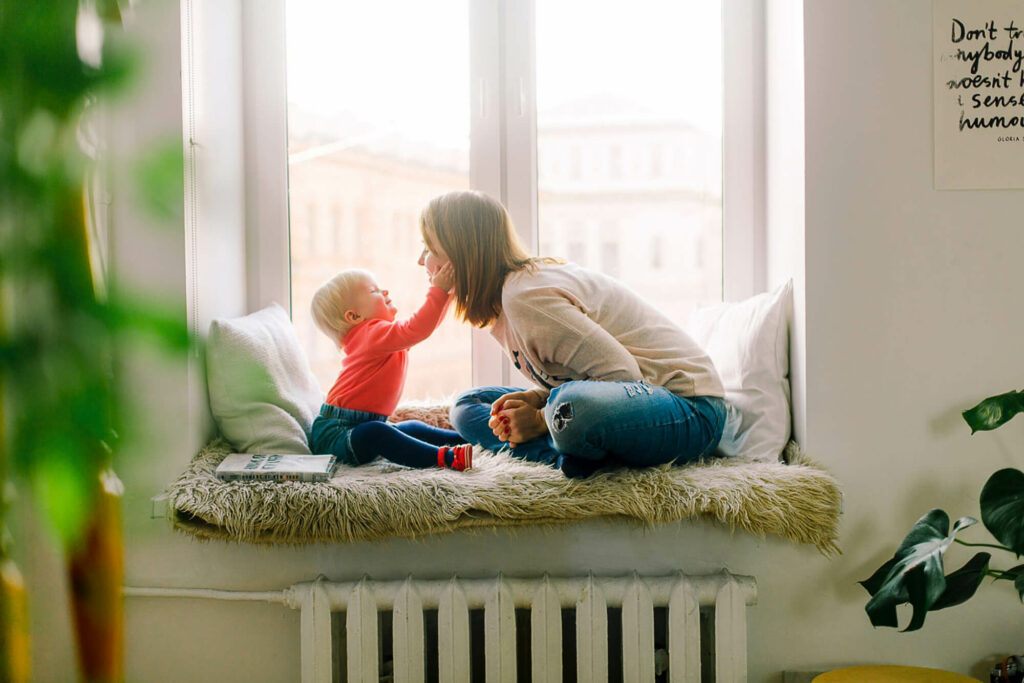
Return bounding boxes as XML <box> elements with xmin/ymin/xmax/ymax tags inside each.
<box><xmin>418</xmin><ymin>236</ymin><xmax>450</xmax><ymax>276</ymax></box>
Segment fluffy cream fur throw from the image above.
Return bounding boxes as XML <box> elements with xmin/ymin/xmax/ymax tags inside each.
<box><xmin>168</xmin><ymin>405</ymin><xmax>841</xmax><ymax>555</ymax></box>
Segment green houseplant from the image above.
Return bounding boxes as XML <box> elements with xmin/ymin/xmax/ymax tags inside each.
<box><xmin>861</xmin><ymin>390</ymin><xmax>1024</xmax><ymax>631</ymax></box>
<box><xmin>0</xmin><ymin>2</ymin><xmax>188</xmax><ymax>679</ymax></box>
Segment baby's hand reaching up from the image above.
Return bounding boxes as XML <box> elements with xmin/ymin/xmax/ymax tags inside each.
<box><xmin>430</xmin><ymin>262</ymin><xmax>455</xmax><ymax>292</ymax></box>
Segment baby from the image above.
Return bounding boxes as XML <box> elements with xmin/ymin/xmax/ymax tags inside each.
<box><xmin>309</xmin><ymin>265</ymin><xmax>472</xmax><ymax>471</ymax></box>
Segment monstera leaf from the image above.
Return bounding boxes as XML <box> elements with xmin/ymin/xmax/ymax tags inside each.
<box><xmin>963</xmin><ymin>390</ymin><xmax>1024</xmax><ymax>433</ymax></box>
<box><xmin>928</xmin><ymin>551</ymin><xmax>991</xmax><ymax>610</ymax></box>
<box><xmin>991</xmin><ymin>563</ymin><xmax>1024</xmax><ymax>601</ymax></box>
<box><xmin>860</xmin><ymin>510</ymin><xmax>988</xmax><ymax>631</ymax></box>
<box><xmin>862</xmin><ymin>392</ymin><xmax>1024</xmax><ymax>633</ymax></box>
<box><xmin>980</xmin><ymin>468</ymin><xmax>1024</xmax><ymax>555</ymax></box>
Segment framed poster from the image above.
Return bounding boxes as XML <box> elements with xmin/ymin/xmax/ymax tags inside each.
<box><xmin>934</xmin><ymin>0</ymin><xmax>1024</xmax><ymax>189</ymax></box>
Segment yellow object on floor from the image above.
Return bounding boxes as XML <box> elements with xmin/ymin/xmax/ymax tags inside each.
<box><xmin>813</xmin><ymin>665</ymin><xmax>981</xmax><ymax>682</ymax></box>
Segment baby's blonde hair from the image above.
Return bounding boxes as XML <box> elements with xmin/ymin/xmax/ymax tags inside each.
<box><xmin>310</xmin><ymin>268</ymin><xmax>374</xmax><ymax>344</ymax></box>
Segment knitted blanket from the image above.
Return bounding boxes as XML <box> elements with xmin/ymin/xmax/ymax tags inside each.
<box><xmin>167</xmin><ymin>406</ymin><xmax>842</xmax><ymax>555</ymax></box>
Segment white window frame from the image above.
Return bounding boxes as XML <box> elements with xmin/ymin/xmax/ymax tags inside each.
<box><xmin>240</xmin><ymin>0</ymin><xmax>766</xmax><ymax>389</ymax></box>
<box><xmin>723</xmin><ymin>0</ymin><xmax>767</xmax><ymax>301</ymax></box>
<box><xmin>241</xmin><ymin>0</ymin><xmax>291</xmax><ymax>316</ymax></box>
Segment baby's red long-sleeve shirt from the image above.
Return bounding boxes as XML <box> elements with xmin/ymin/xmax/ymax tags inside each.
<box><xmin>325</xmin><ymin>286</ymin><xmax>451</xmax><ymax>416</ymax></box>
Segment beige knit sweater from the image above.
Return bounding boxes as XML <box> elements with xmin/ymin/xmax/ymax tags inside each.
<box><xmin>489</xmin><ymin>262</ymin><xmax>724</xmax><ymax>399</ymax></box>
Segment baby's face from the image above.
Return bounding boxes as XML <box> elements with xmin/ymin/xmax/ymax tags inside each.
<box><xmin>349</xmin><ymin>276</ymin><xmax>397</xmax><ymax>323</ymax></box>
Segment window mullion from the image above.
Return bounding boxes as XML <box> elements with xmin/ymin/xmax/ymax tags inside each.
<box><xmin>502</xmin><ymin>0</ymin><xmax>538</xmax><ymax>255</ymax></box>
<box><xmin>499</xmin><ymin>0</ymin><xmax>537</xmax><ymax>390</ymax></box>
<box><xmin>241</xmin><ymin>0</ymin><xmax>291</xmax><ymax>315</ymax></box>
<box><xmin>470</xmin><ymin>0</ymin><xmax>503</xmax><ymax>200</ymax></box>
<box><xmin>469</xmin><ymin>0</ymin><xmax>508</xmax><ymax>388</ymax></box>
<box><xmin>722</xmin><ymin>0</ymin><xmax>766</xmax><ymax>300</ymax></box>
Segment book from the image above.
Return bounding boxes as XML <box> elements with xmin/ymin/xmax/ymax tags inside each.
<box><xmin>215</xmin><ymin>453</ymin><xmax>337</xmax><ymax>483</ymax></box>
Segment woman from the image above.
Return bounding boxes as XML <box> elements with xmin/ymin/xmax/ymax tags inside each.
<box><xmin>417</xmin><ymin>190</ymin><xmax>727</xmax><ymax>478</ymax></box>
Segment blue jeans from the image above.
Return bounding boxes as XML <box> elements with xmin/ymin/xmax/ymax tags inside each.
<box><xmin>449</xmin><ymin>381</ymin><xmax>727</xmax><ymax>477</ymax></box>
<box><xmin>310</xmin><ymin>404</ymin><xmax>463</xmax><ymax>468</ymax></box>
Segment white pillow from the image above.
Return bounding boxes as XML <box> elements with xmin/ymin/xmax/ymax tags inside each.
<box><xmin>687</xmin><ymin>280</ymin><xmax>792</xmax><ymax>462</ymax></box>
<box><xmin>206</xmin><ymin>303</ymin><xmax>324</xmax><ymax>454</ymax></box>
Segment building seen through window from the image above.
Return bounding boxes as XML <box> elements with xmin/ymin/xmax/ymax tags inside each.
<box><xmin>285</xmin><ymin>0</ymin><xmax>723</xmax><ymax>402</ymax></box>
<box><xmin>288</xmin><ymin>96</ymin><xmax>721</xmax><ymax>399</ymax></box>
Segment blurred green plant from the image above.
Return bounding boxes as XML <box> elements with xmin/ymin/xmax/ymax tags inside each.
<box><xmin>860</xmin><ymin>391</ymin><xmax>1024</xmax><ymax>632</ymax></box>
<box><xmin>0</xmin><ymin>0</ymin><xmax>189</xmax><ymax>679</ymax></box>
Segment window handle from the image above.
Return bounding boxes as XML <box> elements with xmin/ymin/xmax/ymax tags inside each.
<box><xmin>517</xmin><ymin>77</ymin><xmax>526</xmax><ymax>117</ymax></box>
<box><xmin>479</xmin><ymin>78</ymin><xmax>487</xmax><ymax>118</ymax></box>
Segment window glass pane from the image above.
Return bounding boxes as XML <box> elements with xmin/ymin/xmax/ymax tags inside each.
<box><xmin>286</xmin><ymin>0</ymin><xmax>471</xmax><ymax>401</ymax></box>
<box><xmin>536</xmin><ymin>0</ymin><xmax>723</xmax><ymax>322</ymax></box>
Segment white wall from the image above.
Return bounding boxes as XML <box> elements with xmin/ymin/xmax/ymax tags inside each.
<box><xmin>26</xmin><ymin>0</ymin><xmax>1024</xmax><ymax>681</ymax></box>
<box><xmin>800</xmin><ymin>0</ymin><xmax>1024</xmax><ymax>677</ymax></box>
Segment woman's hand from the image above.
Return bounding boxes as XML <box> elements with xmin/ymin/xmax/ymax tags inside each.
<box><xmin>489</xmin><ymin>395</ymin><xmax>548</xmax><ymax>448</ymax></box>
<box><xmin>492</xmin><ymin>389</ymin><xmax>545</xmax><ymax>411</ymax></box>
<box><xmin>429</xmin><ymin>262</ymin><xmax>455</xmax><ymax>292</ymax></box>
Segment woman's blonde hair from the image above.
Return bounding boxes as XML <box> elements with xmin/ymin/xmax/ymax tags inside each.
<box><xmin>310</xmin><ymin>268</ymin><xmax>374</xmax><ymax>344</ymax></box>
<box><xmin>420</xmin><ymin>190</ymin><xmax>553</xmax><ymax>328</ymax></box>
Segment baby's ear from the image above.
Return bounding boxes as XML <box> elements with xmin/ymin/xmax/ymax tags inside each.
<box><xmin>344</xmin><ymin>309</ymin><xmax>361</xmax><ymax>324</ymax></box>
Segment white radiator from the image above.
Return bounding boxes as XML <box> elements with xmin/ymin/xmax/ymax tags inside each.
<box><xmin>284</xmin><ymin>571</ymin><xmax>756</xmax><ymax>683</ymax></box>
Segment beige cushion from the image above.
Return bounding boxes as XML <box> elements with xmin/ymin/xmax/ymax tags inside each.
<box><xmin>688</xmin><ymin>280</ymin><xmax>792</xmax><ymax>462</ymax></box>
<box><xmin>206</xmin><ymin>303</ymin><xmax>323</xmax><ymax>454</ymax></box>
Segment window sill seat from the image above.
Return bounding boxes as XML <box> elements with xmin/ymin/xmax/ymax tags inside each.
<box><xmin>166</xmin><ymin>435</ymin><xmax>841</xmax><ymax>556</ymax></box>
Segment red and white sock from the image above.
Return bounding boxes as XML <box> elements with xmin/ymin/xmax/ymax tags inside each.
<box><xmin>437</xmin><ymin>445</ymin><xmax>473</xmax><ymax>471</ymax></box>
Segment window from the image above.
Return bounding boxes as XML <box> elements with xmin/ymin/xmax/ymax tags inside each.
<box><xmin>243</xmin><ymin>0</ymin><xmax>765</xmax><ymax>399</ymax></box>
<box><xmin>534</xmin><ymin>0</ymin><xmax>723</xmax><ymax>324</ymax></box>
<box><xmin>608</xmin><ymin>145</ymin><xmax>623</xmax><ymax>181</ymax></box>
<box><xmin>568</xmin><ymin>145</ymin><xmax>582</xmax><ymax>182</ymax></box>
<box><xmin>568</xmin><ymin>240</ymin><xmax>587</xmax><ymax>265</ymax></box>
<box><xmin>650</xmin><ymin>145</ymin><xmax>664</xmax><ymax>179</ymax></box>
<box><xmin>305</xmin><ymin>203</ymin><xmax>316</xmax><ymax>256</ymax></box>
<box><xmin>284</xmin><ymin>0</ymin><xmax>472</xmax><ymax>399</ymax></box>
<box><xmin>651</xmin><ymin>234</ymin><xmax>665</xmax><ymax>270</ymax></box>
<box><xmin>601</xmin><ymin>242</ymin><xmax>620</xmax><ymax>279</ymax></box>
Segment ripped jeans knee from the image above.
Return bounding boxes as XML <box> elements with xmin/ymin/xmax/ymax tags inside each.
<box><xmin>544</xmin><ymin>382</ymin><xmax>581</xmax><ymax>433</ymax></box>
<box><xmin>544</xmin><ymin>382</ymin><xmax>604</xmax><ymax>459</ymax></box>
<box><xmin>542</xmin><ymin>379</ymin><xmax>720</xmax><ymax>466</ymax></box>
<box><xmin>545</xmin><ymin>380</ymin><xmax>653</xmax><ymax>438</ymax></box>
